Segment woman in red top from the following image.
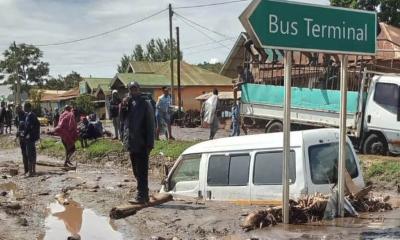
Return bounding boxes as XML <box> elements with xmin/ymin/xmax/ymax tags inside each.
<box><xmin>51</xmin><ymin>105</ymin><xmax>79</xmax><ymax>167</ymax></box>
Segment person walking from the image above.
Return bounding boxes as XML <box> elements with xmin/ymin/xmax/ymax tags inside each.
<box><xmin>156</xmin><ymin>86</ymin><xmax>174</xmax><ymax>140</ymax></box>
<box><xmin>23</xmin><ymin>103</ymin><xmax>40</xmax><ymax>177</ymax></box>
<box><xmin>109</xmin><ymin>90</ymin><xmax>121</xmax><ymax>140</ymax></box>
<box><xmin>122</xmin><ymin>81</ymin><xmax>155</xmax><ymax>204</ymax></box>
<box><xmin>51</xmin><ymin>105</ymin><xmax>78</xmax><ymax>167</ymax></box>
<box><xmin>53</xmin><ymin>108</ymin><xmax>60</xmax><ymax>127</ymax></box>
<box><xmin>15</xmin><ymin>105</ymin><xmax>28</xmax><ymax>174</ymax></box>
<box><xmin>203</xmin><ymin>89</ymin><xmax>220</xmax><ymax>140</ymax></box>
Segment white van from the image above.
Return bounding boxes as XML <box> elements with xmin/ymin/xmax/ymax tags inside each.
<box><xmin>161</xmin><ymin>129</ymin><xmax>365</xmax><ymax>204</ymax></box>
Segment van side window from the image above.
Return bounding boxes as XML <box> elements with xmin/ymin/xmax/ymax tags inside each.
<box><xmin>253</xmin><ymin>151</ymin><xmax>296</xmax><ymax>185</ymax></box>
<box><xmin>308</xmin><ymin>143</ymin><xmax>358</xmax><ymax>185</ymax></box>
<box><xmin>207</xmin><ymin>154</ymin><xmax>250</xmax><ymax>186</ymax></box>
<box><xmin>169</xmin><ymin>154</ymin><xmax>201</xmax><ymax>190</ymax></box>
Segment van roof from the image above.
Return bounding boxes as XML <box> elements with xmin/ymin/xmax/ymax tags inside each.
<box><xmin>182</xmin><ymin>128</ymin><xmax>339</xmax><ymax>155</ymax></box>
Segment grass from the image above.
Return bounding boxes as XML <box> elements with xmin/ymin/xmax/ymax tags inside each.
<box><xmin>359</xmin><ymin>154</ymin><xmax>400</xmax><ymax>185</ymax></box>
<box><xmin>38</xmin><ymin>137</ymin><xmax>197</xmax><ymax>162</ymax></box>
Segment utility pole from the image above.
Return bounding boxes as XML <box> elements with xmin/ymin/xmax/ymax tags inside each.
<box><xmin>176</xmin><ymin>26</ymin><xmax>181</xmax><ymax>115</ymax></box>
<box><xmin>169</xmin><ymin>4</ymin><xmax>175</xmax><ymax>104</ymax></box>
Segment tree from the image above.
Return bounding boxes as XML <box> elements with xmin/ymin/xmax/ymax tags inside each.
<box><xmin>330</xmin><ymin>0</ymin><xmax>399</xmax><ymax>27</ymax></box>
<box><xmin>0</xmin><ymin>42</ymin><xmax>49</xmax><ymax>93</ymax></box>
<box><xmin>73</xmin><ymin>94</ymin><xmax>94</xmax><ymax>115</ymax></box>
<box><xmin>29</xmin><ymin>89</ymin><xmax>43</xmax><ymax>116</ymax></box>
<box><xmin>45</xmin><ymin>77</ymin><xmax>64</xmax><ymax>90</ymax></box>
<box><xmin>379</xmin><ymin>0</ymin><xmax>400</xmax><ymax>27</ymax></box>
<box><xmin>197</xmin><ymin>62</ymin><xmax>223</xmax><ymax>73</ymax></box>
<box><xmin>117</xmin><ymin>54</ymin><xmax>133</xmax><ymax>73</ymax></box>
<box><xmin>117</xmin><ymin>38</ymin><xmax>181</xmax><ymax>72</ymax></box>
<box><xmin>63</xmin><ymin>71</ymin><xmax>82</xmax><ymax>89</ymax></box>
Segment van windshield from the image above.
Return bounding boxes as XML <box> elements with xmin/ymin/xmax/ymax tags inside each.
<box><xmin>308</xmin><ymin>143</ymin><xmax>358</xmax><ymax>185</ymax></box>
<box><xmin>169</xmin><ymin>154</ymin><xmax>201</xmax><ymax>190</ymax></box>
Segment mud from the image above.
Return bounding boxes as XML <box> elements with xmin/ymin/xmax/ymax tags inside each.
<box><xmin>0</xmin><ymin>137</ymin><xmax>399</xmax><ymax>239</ymax></box>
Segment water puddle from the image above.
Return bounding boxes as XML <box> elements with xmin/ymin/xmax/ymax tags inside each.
<box><xmin>40</xmin><ymin>198</ymin><xmax>123</xmax><ymax>240</ymax></box>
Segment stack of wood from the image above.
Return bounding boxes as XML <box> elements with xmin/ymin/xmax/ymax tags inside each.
<box><xmin>241</xmin><ymin>188</ymin><xmax>393</xmax><ymax>231</ymax></box>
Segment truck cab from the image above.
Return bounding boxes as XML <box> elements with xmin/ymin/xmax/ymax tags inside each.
<box><xmin>363</xmin><ymin>74</ymin><xmax>400</xmax><ymax>155</ymax></box>
<box><xmin>161</xmin><ymin>129</ymin><xmax>365</xmax><ymax>204</ymax></box>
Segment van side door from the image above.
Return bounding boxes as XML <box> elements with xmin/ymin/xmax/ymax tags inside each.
<box><xmin>205</xmin><ymin>153</ymin><xmax>251</xmax><ymax>201</ymax></box>
<box><xmin>250</xmin><ymin>150</ymin><xmax>298</xmax><ymax>204</ymax></box>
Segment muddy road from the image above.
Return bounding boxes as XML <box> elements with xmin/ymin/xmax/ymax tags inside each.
<box><xmin>0</xmin><ymin>137</ymin><xmax>399</xmax><ymax>240</ymax></box>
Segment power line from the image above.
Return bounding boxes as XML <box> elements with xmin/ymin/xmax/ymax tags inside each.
<box><xmin>185</xmin><ymin>45</ymin><xmax>230</xmax><ymax>56</ymax></box>
<box><xmin>175</xmin><ymin>15</ymin><xmax>230</xmax><ymax>50</ymax></box>
<box><xmin>182</xmin><ymin>37</ymin><xmax>236</xmax><ymax>50</ymax></box>
<box><xmin>35</xmin><ymin>8</ymin><xmax>168</xmax><ymax>47</ymax></box>
<box><xmin>174</xmin><ymin>12</ymin><xmax>232</xmax><ymax>39</ymax></box>
<box><xmin>175</xmin><ymin>0</ymin><xmax>250</xmax><ymax>9</ymax></box>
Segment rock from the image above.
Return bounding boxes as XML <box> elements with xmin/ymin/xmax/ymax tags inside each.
<box><xmin>2</xmin><ymin>175</ymin><xmax>8</xmax><ymax>179</ymax></box>
<box><xmin>9</xmin><ymin>168</ymin><xmax>18</xmax><ymax>176</ymax></box>
<box><xmin>6</xmin><ymin>202</ymin><xmax>21</xmax><ymax>210</ymax></box>
<box><xmin>39</xmin><ymin>192</ymin><xmax>50</xmax><ymax>196</ymax></box>
<box><xmin>0</xmin><ymin>191</ymin><xmax>7</xmax><ymax>197</ymax></box>
<box><xmin>96</xmin><ymin>176</ymin><xmax>102</xmax><ymax>181</ymax></box>
<box><xmin>67</xmin><ymin>235</ymin><xmax>81</xmax><ymax>240</ymax></box>
<box><xmin>123</xmin><ymin>179</ymin><xmax>130</xmax><ymax>182</ymax></box>
<box><xmin>17</xmin><ymin>217</ymin><xmax>28</xmax><ymax>226</ymax></box>
<box><xmin>88</xmin><ymin>189</ymin><xmax>98</xmax><ymax>193</ymax></box>
<box><xmin>151</xmin><ymin>237</ymin><xmax>166</xmax><ymax>240</ymax></box>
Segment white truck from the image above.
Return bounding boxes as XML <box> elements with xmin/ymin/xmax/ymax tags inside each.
<box><xmin>240</xmin><ymin>71</ymin><xmax>400</xmax><ymax>155</ymax></box>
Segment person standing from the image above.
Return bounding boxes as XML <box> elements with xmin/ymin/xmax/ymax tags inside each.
<box><xmin>5</xmin><ymin>105</ymin><xmax>13</xmax><ymax>134</ymax></box>
<box><xmin>109</xmin><ymin>90</ymin><xmax>121</xmax><ymax>140</ymax></box>
<box><xmin>15</xmin><ymin>105</ymin><xmax>28</xmax><ymax>174</ymax></box>
<box><xmin>203</xmin><ymin>89</ymin><xmax>220</xmax><ymax>140</ymax></box>
<box><xmin>122</xmin><ymin>81</ymin><xmax>155</xmax><ymax>204</ymax></box>
<box><xmin>156</xmin><ymin>86</ymin><xmax>174</xmax><ymax>140</ymax></box>
<box><xmin>51</xmin><ymin>105</ymin><xmax>78</xmax><ymax>167</ymax></box>
<box><xmin>53</xmin><ymin>108</ymin><xmax>60</xmax><ymax>127</ymax></box>
<box><xmin>0</xmin><ymin>101</ymin><xmax>6</xmax><ymax>134</ymax></box>
<box><xmin>23</xmin><ymin>103</ymin><xmax>40</xmax><ymax>177</ymax></box>
<box><xmin>230</xmin><ymin>100</ymin><xmax>240</xmax><ymax>137</ymax></box>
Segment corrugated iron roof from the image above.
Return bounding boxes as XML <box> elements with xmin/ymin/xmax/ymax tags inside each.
<box><xmin>126</xmin><ymin>60</ymin><xmax>233</xmax><ymax>86</ymax></box>
<box><xmin>114</xmin><ymin>73</ymin><xmax>170</xmax><ymax>87</ymax></box>
<box><xmin>41</xmin><ymin>88</ymin><xmax>79</xmax><ymax>102</ymax></box>
<box><xmin>82</xmin><ymin>77</ymin><xmax>112</xmax><ymax>90</ymax></box>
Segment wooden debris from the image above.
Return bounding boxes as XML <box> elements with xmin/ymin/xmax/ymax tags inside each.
<box><xmin>110</xmin><ymin>193</ymin><xmax>173</xmax><ymax>219</ymax></box>
<box><xmin>37</xmin><ymin>161</ymin><xmax>65</xmax><ymax>167</ymax></box>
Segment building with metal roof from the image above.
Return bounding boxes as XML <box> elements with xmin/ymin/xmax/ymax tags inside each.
<box><xmin>111</xmin><ymin>60</ymin><xmax>233</xmax><ymax>110</ymax></box>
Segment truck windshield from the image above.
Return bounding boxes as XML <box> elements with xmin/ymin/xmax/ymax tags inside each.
<box><xmin>169</xmin><ymin>154</ymin><xmax>201</xmax><ymax>190</ymax></box>
<box><xmin>374</xmin><ymin>82</ymin><xmax>399</xmax><ymax>108</ymax></box>
<box><xmin>308</xmin><ymin>143</ymin><xmax>358</xmax><ymax>185</ymax></box>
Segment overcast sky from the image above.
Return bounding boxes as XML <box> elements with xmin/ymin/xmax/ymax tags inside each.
<box><xmin>0</xmin><ymin>0</ymin><xmax>329</xmax><ymax>78</ymax></box>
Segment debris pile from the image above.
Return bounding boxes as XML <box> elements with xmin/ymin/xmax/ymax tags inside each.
<box><xmin>241</xmin><ymin>189</ymin><xmax>393</xmax><ymax>232</ymax></box>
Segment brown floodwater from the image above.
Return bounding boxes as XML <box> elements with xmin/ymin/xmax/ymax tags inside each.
<box><xmin>39</xmin><ymin>198</ymin><xmax>123</xmax><ymax>240</ymax></box>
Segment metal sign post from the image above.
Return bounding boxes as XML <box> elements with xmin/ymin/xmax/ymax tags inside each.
<box><xmin>338</xmin><ymin>54</ymin><xmax>348</xmax><ymax>217</ymax></box>
<box><xmin>283</xmin><ymin>50</ymin><xmax>292</xmax><ymax>224</ymax></box>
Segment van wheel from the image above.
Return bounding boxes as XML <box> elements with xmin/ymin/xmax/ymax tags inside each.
<box><xmin>265</xmin><ymin>121</ymin><xmax>283</xmax><ymax>133</ymax></box>
<box><xmin>362</xmin><ymin>134</ymin><xmax>387</xmax><ymax>155</ymax></box>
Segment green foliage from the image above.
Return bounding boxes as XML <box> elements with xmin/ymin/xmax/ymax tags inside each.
<box><xmin>151</xmin><ymin>140</ymin><xmax>198</xmax><ymax>160</ymax></box>
<box><xmin>118</xmin><ymin>38</ymin><xmax>182</xmax><ymax>73</ymax></box>
<box><xmin>379</xmin><ymin>0</ymin><xmax>400</xmax><ymax>27</ymax></box>
<box><xmin>330</xmin><ymin>0</ymin><xmax>399</xmax><ymax>27</ymax></box>
<box><xmin>63</xmin><ymin>71</ymin><xmax>82</xmax><ymax>89</ymax></box>
<box><xmin>45</xmin><ymin>77</ymin><xmax>65</xmax><ymax>90</ymax></box>
<box><xmin>197</xmin><ymin>62</ymin><xmax>223</xmax><ymax>74</ymax></box>
<box><xmin>363</xmin><ymin>159</ymin><xmax>400</xmax><ymax>182</ymax></box>
<box><xmin>73</xmin><ymin>94</ymin><xmax>94</xmax><ymax>115</ymax></box>
<box><xmin>84</xmin><ymin>139</ymin><xmax>123</xmax><ymax>158</ymax></box>
<box><xmin>29</xmin><ymin>89</ymin><xmax>43</xmax><ymax>116</ymax></box>
<box><xmin>0</xmin><ymin>42</ymin><xmax>49</xmax><ymax>92</ymax></box>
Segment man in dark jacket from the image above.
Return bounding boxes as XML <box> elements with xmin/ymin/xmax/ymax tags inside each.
<box><xmin>109</xmin><ymin>90</ymin><xmax>121</xmax><ymax>140</ymax></box>
<box><xmin>122</xmin><ymin>81</ymin><xmax>155</xmax><ymax>204</ymax></box>
<box><xmin>23</xmin><ymin>102</ymin><xmax>40</xmax><ymax>177</ymax></box>
<box><xmin>0</xmin><ymin>101</ymin><xmax>6</xmax><ymax>134</ymax></box>
<box><xmin>15</xmin><ymin>105</ymin><xmax>28</xmax><ymax>174</ymax></box>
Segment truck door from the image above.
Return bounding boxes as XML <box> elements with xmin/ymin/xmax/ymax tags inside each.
<box><xmin>364</xmin><ymin>78</ymin><xmax>400</xmax><ymax>153</ymax></box>
<box><xmin>205</xmin><ymin>153</ymin><xmax>251</xmax><ymax>201</ymax></box>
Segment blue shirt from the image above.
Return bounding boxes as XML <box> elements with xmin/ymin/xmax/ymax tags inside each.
<box><xmin>156</xmin><ymin>94</ymin><xmax>171</xmax><ymax>113</ymax></box>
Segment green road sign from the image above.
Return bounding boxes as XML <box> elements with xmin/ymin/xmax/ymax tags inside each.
<box><xmin>240</xmin><ymin>0</ymin><xmax>377</xmax><ymax>55</ymax></box>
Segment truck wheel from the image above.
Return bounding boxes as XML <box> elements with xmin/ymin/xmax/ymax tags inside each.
<box><xmin>265</xmin><ymin>121</ymin><xmax>283</xmax><ymax>133</ymax></box>
<box><xmin>362</xmin><ymin>134</ymin><xmax>387</xmax><ymax>155</ymax></box>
